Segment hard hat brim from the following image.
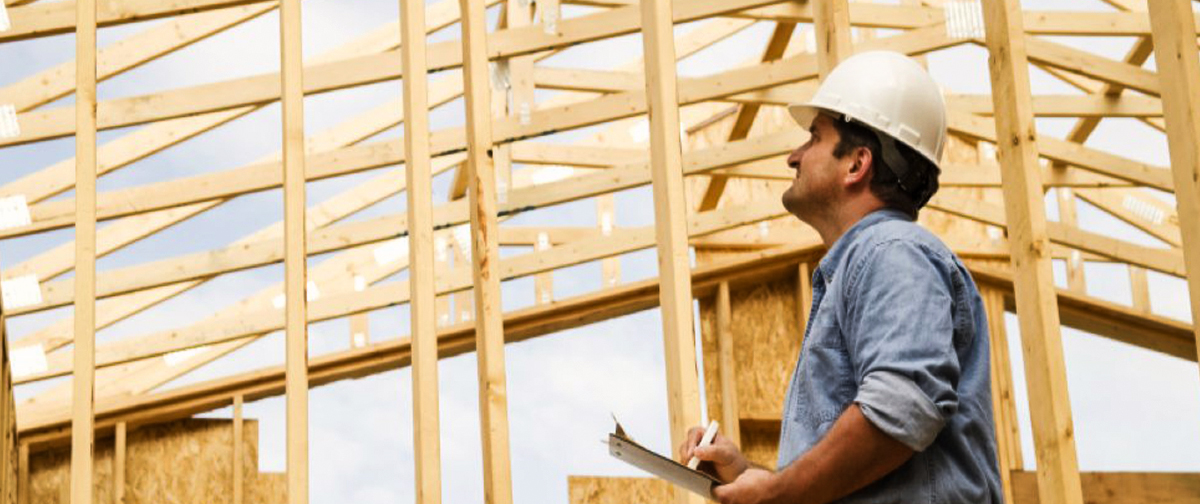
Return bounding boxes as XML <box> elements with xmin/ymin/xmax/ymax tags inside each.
<box><xmin>787</xmin><ymin>103</ymin><xmax>822</xmax><ymax>130</ymax></box>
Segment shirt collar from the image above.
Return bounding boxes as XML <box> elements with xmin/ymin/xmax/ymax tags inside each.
<box><xmin>816</xmin><ymin>208</ymin><xmax>911</xmax><ymax>284</ymax></box>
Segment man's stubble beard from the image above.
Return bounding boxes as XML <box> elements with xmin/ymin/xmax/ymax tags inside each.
<box><xmin>782</xmin><ymin>178</ymin><xmax>830</xmax><ymax>226</ymax></box>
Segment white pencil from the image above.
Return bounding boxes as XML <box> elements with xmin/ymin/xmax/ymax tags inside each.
<box><xmin>686</xmin><ymin>420</ymin><xmax>719</xmax><ymax>470</ymax></box>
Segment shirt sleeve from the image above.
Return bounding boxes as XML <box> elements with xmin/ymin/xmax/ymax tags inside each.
<box><xmin>842</xmin><ymin>239</ymin><xmax>961</xmax><ymax>452</ymax></box>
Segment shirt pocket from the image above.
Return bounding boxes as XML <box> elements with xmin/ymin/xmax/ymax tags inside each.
<box><xmin>799</xmin><ymin>322</ymin><xmax>858</xmax><ymax>425</ymax></box>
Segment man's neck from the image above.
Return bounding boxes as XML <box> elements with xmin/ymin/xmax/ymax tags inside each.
<box><xmin>811</xmin><ymin>199</ymin><xmax>887</xmax><ymax>248</ymax></box>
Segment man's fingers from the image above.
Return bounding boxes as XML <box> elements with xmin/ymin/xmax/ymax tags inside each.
<box><xmin>679</xmin><ymin>426</ymin><xmax>707</xmax><ymax>462</ymax></box>
<box><xmin>711</xmin><ymin>484</ymin><xmax>732</xmax><ymax>504</ymax></box>
<box><xmin>693</xmin><ymin>445</ymin><xmax>724</xmax><ymax>463</ymax></box>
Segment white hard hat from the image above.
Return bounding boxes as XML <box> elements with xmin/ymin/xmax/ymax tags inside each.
<box><xmin>788</xmin><ymin>50</ymin><xmax>946</xmax><ymax>169</ymax></box>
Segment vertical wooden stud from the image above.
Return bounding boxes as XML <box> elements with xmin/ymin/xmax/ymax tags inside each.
<box><xmin>598</xmin><ymin>195</ymin><xmax>620</xmax><ymax>287</ymax></box>
<box><xmin>458</xmin><ymin>0</ymin><xmax>515</xmax><ymax>502</ymax></box>
<box><xmin>279</xmin><ymin>0</ymin><xmax>310</xmax><ymax>500</ymax></box>
<box><xmin>349</xmin><ymin>313</ymin><xmax>369</xmax><ymax>348</ymax></box>
<box><xmin>1129</xmin><ymin>266</ymin><xmax>1150</xmax><ymax>313</ymax></box>
<box><xmin>534</xmin><ymin>235</ymin><xmax>553</xmax><ymax>305</ymax></box>
<box><xmin>400</xmin><ymin>0</ymin><xmax>444</xmax><ymax>501</ymax></box>
<box><xmin>114</xmin><ymin>422</ymin><xmax>126</xmax><ymax>504</ymax></box>
<box><xmin>1146</xmin><ymin>0</ymin><xmax>1200</xmax><ymax>380</ymax></box>
<box><xmin>18</xmin><ymin>442</ymin><xmax>28</xmax><ymax>504</ymax></box>
<box><xmin>435</xmin><ymin>237</ymin><xmax>451</xmax><ymax>327</ymax></box>
<box><xmin>715</xmin><ymin>282</ymin><xmax>740</xmax><ymax>447</ymax></box>
<box><xmin>233</xmin><ymin>395</ymin><xmax>244</xmax><ymax>504</ymax></box>
<box><xmin>982</xmin><ymin>287</ymin><xmax>1020</xmax><ymax>504</ymax></box>
<box><xmin>981</xmin><ymin>1</ymin><xmax>1084</xmax><ymax>503</ymax></box>
<box><xmin>638</xmin><ymin>0</ymin><xmax>703</xmax><ymax>503</ymax></box>
<box><xmin>1056</xmin><ymin>188</ymin><xmax>1086</xmax><ymax>293</ymax></box>
<box><xmin>71</xmin><ymin>0</ymin><xmax>98</xmax><ymax>501</ymax></box>
<box><xmin>813</xmin><ymin>0</ymin><xmax>852</xmax><ymax>79</ymax></box>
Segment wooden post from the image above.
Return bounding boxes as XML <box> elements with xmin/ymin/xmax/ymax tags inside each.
<box><xmin>18</xmin><ymin>442</ymin><xmax>29</xmax><ymax>504</ymax></box>
<box><xmin>638</xmin><ymin>0</ymin><xmax>703</xmax><ymax>503</ymax></box>
<box><xmin>114</xmin><ymin>422</ymin><xmax>126</xmax><ymax>504</ymax></box>
<box><xmin>597</xmin><ymin>196</ymin><xmax>620</xmax><ymax>287</ymax></box>
<box><xmin>1056</xmin><ymin>188</ymin><xmax>1086</xmax><ymax>293</ymax></box>
<box><xmin>458</xmin><ymin>0</ymin><xmax>515</xmax><ymax>502</ymax></box>
<box><xmin>1129</xmin><ymin>266</ymin><xmax>1150</xmax><ymax>313</ymax></box>
<box><xmin>71</xmin><ymin>0</ymin><xmax>98</xmax><ymax>501</ymax></box>
<box><xmin>233</xmin><ymin>395</ymin><xmax>244</xmax><ymax>504</ymax></box>
<box><xmin>349</xmin><ymin>313</ymin><xmax>369</xmax><ymax>348</ymax></box>
<box><xmin>982</xmin><ymin>287</ymin><xmax>1020</xmax><ymax>504</ymax></box>
<box><xmin>813</xmin><ymin>0</ymin><xmax>852</xmax><ymax>78</ymax></box>
<box><xmin>279</xmin><ymin>0</ymin><xmax>310</xmax><ymax>500</ymax></box>
<box><xmin>980</xmin><ymin>1</ymin><xmax>1084</xmax><ymax>503</ymax></box>
<box><xmin>1146</xmin><ymin>0</ymin><xmax>1200</xmax><ymax>388</ymax></box>
<box><xmin>715</xmin><ymin>282</ymin><xmax>740</xmax><ymax>447</ymax></box>
<box><xmin>400</xmin><ymin>0</ymin><xmax>444</xmax><ymax>501</ymax></box>
<box><xmin>534</xmin><ymin>233</ymin><xmax>553</xmax><ymax>305</ymax></box>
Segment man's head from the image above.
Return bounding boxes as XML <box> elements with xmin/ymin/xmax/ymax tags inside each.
<box><xmin>783</xmin><ymin>51</ymin><xmax>946</xmax><ymax>231</ymax></box>
<box><xmin>781</xmin><ymin>113</ymin><xmax>938</xmax><ymax>224</ymax></box>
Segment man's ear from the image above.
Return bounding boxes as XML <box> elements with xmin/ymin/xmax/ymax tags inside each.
<box><xmin>845</xmin><ymin>146</ymin><xmax>873</xmax><ymax>186</ymax></box>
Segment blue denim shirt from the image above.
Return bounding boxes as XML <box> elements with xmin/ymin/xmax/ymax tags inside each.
<box><xmin>777</xmin><ymin>209</ymin><xmax>1002</xmax><ymax>503</ymax></box>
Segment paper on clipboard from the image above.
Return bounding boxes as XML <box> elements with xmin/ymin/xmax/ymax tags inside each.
<box><xmin>607</xmin><ymin>419</ymin><xmax>721</xmax><ymax>499</ymax></box>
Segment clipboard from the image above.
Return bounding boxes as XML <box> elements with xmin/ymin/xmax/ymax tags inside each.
<box><xmin>606</xmin><ymin>419</ymin><xmax>721</xmax><ymax>499</ymax></box>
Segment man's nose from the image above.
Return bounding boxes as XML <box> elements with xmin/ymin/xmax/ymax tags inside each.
<box><xmin>787</xmin><ymin>145</ymin><xmax>804</xmax><ymax>170</ymax></box>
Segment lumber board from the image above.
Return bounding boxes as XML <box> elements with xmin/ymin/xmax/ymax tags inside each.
<box><xmin>400</xmin><ymin>0</ymin><xmax>443</xmax><ymax>500</ymax></box>
<box><xmin>458</xmin><ymin>0</ymin><xmax>515</xmax><ymax>498</ymax></box>
<box><xmin>0</xmin><ymin>0</ymin><xmax>276</xmax><ymax>42</ymax></box>
<box><xmin>1146</xmin><ymin>0</ymin><xmax>1200</xmax><ymax>392</ymax></box>
<box><xmin>69</xmin><ymin>0</ymin><xmax>98</xmax><ymax>501</ymax></box>
<box><xmin>981</xmin><ymin>0</ymin><xmax>1084</xmax><ymax>503</ymax></box>
<box><xmin>638</xmin><ymin>0</ymin><xmax>704</xmax><ymax>501</ymax></box>
<box><xmin>0</xmin><ymin>4</ymin><xmax>275</xmax><ymax>112</ymax></box>
<box><xmin>278</xmin><ymin>0</ymin><xmax>310</xmax><ymax>499</ymax></box>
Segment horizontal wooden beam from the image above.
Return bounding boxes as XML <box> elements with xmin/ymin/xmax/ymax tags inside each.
<box><xmin>0</xmin><ymin>0</ymin><xmax>276</xmax><ymax>42</ymax></box>
<box><xmin>946</xmin><ymin>94</ymin><xmax>1162</xmax><ymax>118</ymax></box>
<box><xmin>18</xmin><ymin>241</ymin><xmax>1196</xmax><ymax>447</ymax></box>
<box><xmin>17</xmin><ymin>239</ymin><xmax>828</xmax><ymax>443</ymax></box>
<box><xmin>16</xmin><ymin>199</ymin><xmax>791</xmax><ymax>384</ymax></box>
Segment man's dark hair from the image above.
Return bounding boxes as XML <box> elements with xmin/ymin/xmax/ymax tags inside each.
<box><xmin>829</xmin><ymin>117</ymin><xmax>940</xmax><ymax>220</ymax></box>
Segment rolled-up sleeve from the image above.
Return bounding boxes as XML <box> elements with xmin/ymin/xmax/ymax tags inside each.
<box><xmin>843</xmin><ymin>240</ymin><xmax>961</xmax><ymax>452</ymax></box>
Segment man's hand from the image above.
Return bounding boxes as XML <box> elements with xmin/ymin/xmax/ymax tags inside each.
<box><xmin>677</xmin><ymin>425</ymin><xmax>749</xmax><ymax>483</ymax></box>
<box><xmin>712</xmin><ymin>468</ymin><xmax>777</xmax><ymax>504</ymax></box>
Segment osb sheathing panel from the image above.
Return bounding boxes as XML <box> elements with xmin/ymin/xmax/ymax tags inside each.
<box><xmin>699</xmin><ymin>273</ymin><xmax>801</xmax><ymax>425</ymax></box>
<box><xmin>567</xmin><ymin>476</ymin><xmax>671</xmax><ymax>504</ymax></box>
<box><xmin>740</xmin><ymin>421</ymin><xmax>781</xmax><ymax>470</ymax></box>
<box><xmin>27</xmin><ymin>418</ymin><xmax>284</xmax><ymax>504</ymax></box>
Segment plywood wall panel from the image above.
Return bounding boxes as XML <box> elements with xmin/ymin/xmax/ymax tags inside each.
<box><xmin>26</xmin><ymin>418</ymin><xmax>283</xmax><ymax>504</ymax></box>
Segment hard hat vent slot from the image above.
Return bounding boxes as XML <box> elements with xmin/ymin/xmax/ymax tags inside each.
<box><xmin>897</xmin><ymin>125</ymin><xmax>921</xmax><ymax>147</ymax></box>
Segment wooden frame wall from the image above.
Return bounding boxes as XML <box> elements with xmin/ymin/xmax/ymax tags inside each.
<box><xmin>2</xmin><ymin>1</ymin><xmax>1200</xmax><ymax>503</ymax></box>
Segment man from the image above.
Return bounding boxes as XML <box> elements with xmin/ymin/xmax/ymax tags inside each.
<box><xmin>679</xmin><ymin>51</ymin><xmax>1002</xmax><ymax>504</ymax></box>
